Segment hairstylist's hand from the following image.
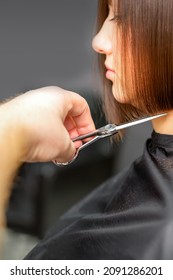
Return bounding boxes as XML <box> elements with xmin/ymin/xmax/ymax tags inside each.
<box><xmin>0</xmin><ymin>86</ymin><xmax>95</xmax><ymax>230</ymax></box>
<box><xmin>1</xmin><ymin>86</ymin><xmax>95</xmax><ymax>164</ymax></box>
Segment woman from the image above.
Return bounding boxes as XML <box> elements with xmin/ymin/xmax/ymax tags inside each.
<box><xmin>25</xmin><ymin>0</ymin><xmax>173</xmax><ymax>259</ymax></box>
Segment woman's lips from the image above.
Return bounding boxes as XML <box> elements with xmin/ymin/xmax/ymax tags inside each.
<box><xmin>105</xmin><ymin>62</ymin><xmax>115</xmax><ymax>80</ymax></box>
<box><xmin>106</xmin><ymin>68</ymin><xmax>115</xmax><ymax>80</ymax></box>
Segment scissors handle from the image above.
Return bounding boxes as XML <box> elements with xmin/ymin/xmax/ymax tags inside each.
<box><xmin>52</xmin><ymin>135</ymin><xmax>100</xmax><ymax>166</ymax></box>
<box><xmin>53</xmin><ymin>127</ymin><xmax>118</xmax><ymax>167</ymax></box>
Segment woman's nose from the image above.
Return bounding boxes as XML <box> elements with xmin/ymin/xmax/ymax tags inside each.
<box><xmin>92</xmin><ymin>21</ymin><xmax>112</xmax><ymax>55</ymax></box>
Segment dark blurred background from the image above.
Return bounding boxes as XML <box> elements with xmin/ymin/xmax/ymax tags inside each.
<box><xmin>0</xmin><ymin>0</ymin><xmax>152</xmax><ymax>259</ymax></box>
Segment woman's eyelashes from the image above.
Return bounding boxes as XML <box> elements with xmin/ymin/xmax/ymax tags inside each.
<box><xmin>107</xmin><ymin>7</ymin><xmax>122</xmax><ymax>23</ymax></box>
<box><xmin>109</xmin><ymin>15</ymin><xmax>122</xmax><ymax>22</ymax></box>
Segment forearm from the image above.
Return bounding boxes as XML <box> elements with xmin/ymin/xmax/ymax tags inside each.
<box><xmin>0</xmin><ymin>105</ymin><xmax>25</xmax><ymax>227</ymax></box>
<box><xmin>0</xmin><ymin>86</ymin><xmax>95</xmax><ymax>226</ymax></box>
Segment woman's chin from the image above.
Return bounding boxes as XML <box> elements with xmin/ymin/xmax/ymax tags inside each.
<box><xmin>112</xmin><ymin>86</ymin><xmax>129</xmax><ymax>104</ymax></box>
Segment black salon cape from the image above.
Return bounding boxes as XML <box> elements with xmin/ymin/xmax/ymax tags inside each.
<box><xmin>25</xmin><ymin>131</ymin><xmax>173</xmax><ymax>259</ymax></box>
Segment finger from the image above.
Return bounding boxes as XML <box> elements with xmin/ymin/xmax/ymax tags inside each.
<box><xmin>64</xmin><ymin>116</ymin><xmax>83</xmax><ymax>148</ymax></box>
<box><xmin>54</xmin><ymin>142</ymin><xmax>76</xmax><ymax>163</ymax></box>
<box><xmin>66</xmin><ymin>93</ymin><xmax>96</xmax><ymax>135</ymax></box>
<box><xmin>49</xmin><ymin>120</ymin><xmax>75</xmax><ymax>163</ymax></box>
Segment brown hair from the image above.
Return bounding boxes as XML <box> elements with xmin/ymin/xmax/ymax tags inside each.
<box><xmin>96</xmin><ymin>0</ymin><xmax>173</xmax><ymax>139</ymax></box>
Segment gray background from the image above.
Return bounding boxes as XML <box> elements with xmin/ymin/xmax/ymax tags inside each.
<box><xmin>0</xmin><ymin>0</ymin><xmax>98</xmax><ymax>97</ymax></box>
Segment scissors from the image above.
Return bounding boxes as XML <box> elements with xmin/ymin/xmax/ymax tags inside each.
<box><xmin>53</xmin><ymin>113</ymin><xmax>167</xmax><ymax>166</ymax></box>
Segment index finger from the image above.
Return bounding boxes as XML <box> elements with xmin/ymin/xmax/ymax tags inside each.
<box><xmin>66</xmin><ymin>92</ymin><xmax>96</xmax><ymax>135</ymax></box>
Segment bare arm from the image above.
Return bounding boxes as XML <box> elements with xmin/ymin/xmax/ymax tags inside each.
<box><xmin>0</xmin><ymin>86</ymin><xmax>95</xmax><ymax>227</ymax></box>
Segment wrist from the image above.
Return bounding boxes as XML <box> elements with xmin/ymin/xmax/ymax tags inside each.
<box><xmin>0</xmin><ymin>103</ymin><xmax>27</xmax><ymax>229</ymax></box>
<box><xmin>0</xmin><ymin>104</ymin><xmax>27</xmax><ymax>228</ymax></box>
<box><xmin>0</xmin><ymin>103</ymin><xmax>27</xmax><ymax>163</ymax></box>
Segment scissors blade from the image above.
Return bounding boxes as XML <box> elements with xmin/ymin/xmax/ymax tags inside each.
<box><xmin>72</xmin><ymin>112</ymin><xmax>167</xmax><ymax>142</ymax></box>
<box><xmin>115</xmin><ymin>113</ymin><xmax>167</xmax><ymax>132</ymax></box>
<box><xmin>72</xmin><ymin>129</ymin><xmax>101</xmax><ymax>142</ymax></box>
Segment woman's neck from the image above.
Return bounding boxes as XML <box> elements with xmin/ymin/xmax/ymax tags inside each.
<box><xmin>152</xmin><ymin>110</ymin><xmax>173</xmax><ymax>135</ymax></box>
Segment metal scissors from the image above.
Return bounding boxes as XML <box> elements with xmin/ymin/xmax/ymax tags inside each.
<box><xmin>53</xmin><ymin>113</ymin><xmax>167</xmax><ymax>166</ymax></box>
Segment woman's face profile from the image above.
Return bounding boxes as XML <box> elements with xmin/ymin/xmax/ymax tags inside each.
<box><xmin>92</xmin><ymin>0</ymin><xmax>129</xmax><ymax>104</ymax></box>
